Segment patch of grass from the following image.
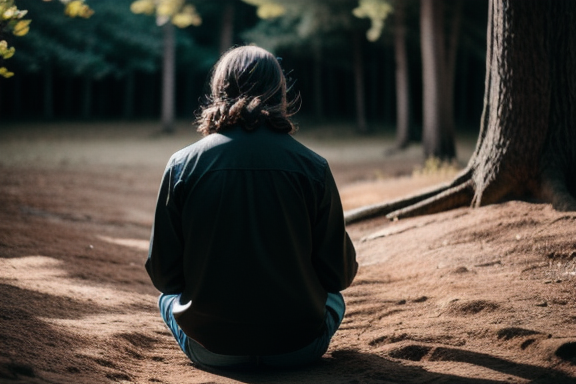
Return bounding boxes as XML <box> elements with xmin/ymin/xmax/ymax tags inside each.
<box><xmin>412</xmin><ymin>157</ymin><xmax>460</xmax><ymax>178</ymax></box>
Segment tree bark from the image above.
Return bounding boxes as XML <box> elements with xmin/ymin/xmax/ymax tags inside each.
<box><xmin>346</xmin><ymin>0</ymin><xmax>576</xmax><ymax>224</ymax></box>
<box><xmin>394</xmin><ymin>0</ymin><xmax>411</xmax><ymax>149</ymax></box>
<box><xmin>162</xmin><ymin>22</ymin><xmax>176</xmax><ymax>133</ymax></box>
<box><xmin>420</xmin><ymin>0</ymin><xmax>457</xmax><ymax>160</ymax></box>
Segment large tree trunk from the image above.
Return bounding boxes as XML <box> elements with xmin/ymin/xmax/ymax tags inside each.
<box><xmin>346</xmin><ymin>0</ymin><xmax>576</xmax><ymax>224</ymax></box>
<box><xmin>161</xmin><ymin>22</ymin><xmax>176</xmax><ymax>133</ymax></box>
<box><xmin>394</xmin><ymin>0</ymin><xmax>411</xmax><ymax>149</ymax></box>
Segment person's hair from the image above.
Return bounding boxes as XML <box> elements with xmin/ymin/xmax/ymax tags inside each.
<box><xmin>196</xmin><ymin>45</ymin><xmax>299</xmax><ymax>135</ymax></box>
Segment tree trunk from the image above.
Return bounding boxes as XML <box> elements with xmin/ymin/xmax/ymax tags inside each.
<box><xmin>420</xmin><ymin>0</ymin><xmax>457</xmax><ymax>160</ymax></box>
<box><xmin>63</xmin><ymin>76</ymin><xmax>73</xmax><ymax>118</ymax></box>
<box><xmin>161</xmin><ymin>22</ymin><xmax>176</xmax><ymax>133</ymax></box>
<box><xmin>81</xmin><ymin>76</ymin><xmax>92</xmax><ymax>120</ymax></box>
<box><xmin>394</xmin><ymin>0</ymin><xmax>411</xmax><ymax>149</ymax></box>
<box><xmin>345</xmin><ymin>0</ymin><xmax>576</xmax><ymax>224</ymax></box>
<box><xmin>312</xmin><ymin>37</ymin><xmax>324</xmax><ymax>122</ymax></box>
<box><xmin>353</xmin><ymin>33</ymin><xmax>368</xmax><ymax>133</ymax></box>
<box><xmin>43</xmin><ymin>65</ymin><xmax>54</xmax><ymax>120</ymax></box>
<box><xmin>13</xmin><ymin>75</ymin><xmax>21</xmax><ymax>118</ymax></box>
<box><xmin>123</xmin><ymin>71</ymin><xmax>135</xmax><ymax>120</ymax></box>
<box><xmin>219</xmin><ymin>0</ymin><xmax>235</xmax><ymax>53</ymax></box>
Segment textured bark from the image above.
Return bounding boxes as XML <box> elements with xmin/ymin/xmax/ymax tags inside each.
<box><xmin>346</xmin><ymin>0</ymin><xmax>576</xmax><ymax>224</ymax></box>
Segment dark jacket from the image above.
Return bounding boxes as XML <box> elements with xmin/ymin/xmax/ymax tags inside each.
<box><xmin>146</xmin><ymin>125</ymin><xmax>357</xmax><ymax>355</ymax></box>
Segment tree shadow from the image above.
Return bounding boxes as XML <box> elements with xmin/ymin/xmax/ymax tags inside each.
<box><xmin>197</xmin><ymin>348</ymin><xmax>545</xmax><ymax>384</ymax></box>
<box><xmin>0</xmin><ymin>283</ymin><xmax>146</xmax><ymax>383</ymax></box>
<box><xmin>428</xmin><ymin>346</ymin><xmax>576</xmax><ymax>384</ymax></box>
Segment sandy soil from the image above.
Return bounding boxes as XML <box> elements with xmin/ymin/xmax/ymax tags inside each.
<box><xmin>0</xmin><ymin>122</ymin><xmax>574</xmax><ymax>384</ymax></box>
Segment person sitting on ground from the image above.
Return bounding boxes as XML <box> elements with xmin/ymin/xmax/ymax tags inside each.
<box><xmin>146</xmin><ymin>45</ymin><xmax>358</xmax><ymax>370</ymax></box>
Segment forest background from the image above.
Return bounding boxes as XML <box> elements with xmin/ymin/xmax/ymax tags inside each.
<box><xmin>1</xmin><ymin>0</ymin><xmax>488</xmax><ymax>155</ymax></box>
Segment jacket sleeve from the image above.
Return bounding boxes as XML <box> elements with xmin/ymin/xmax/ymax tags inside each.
<box><xmin>145</xmin><ymin>162</ymin><xmax>185</xmax><ymax>294</ymax></box>
<box><xmin>311</xmin><ymin>164</ymin><xmax>358</xmax><ymax>293</ymax></box>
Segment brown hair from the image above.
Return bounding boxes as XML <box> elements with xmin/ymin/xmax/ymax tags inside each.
<box><xmin>196</xmin><ymin>45</ymin><xmax>299</xmax><ymax>135</ymax></box>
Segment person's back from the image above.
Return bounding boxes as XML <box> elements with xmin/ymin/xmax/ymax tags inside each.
<box><xmin>147</xmin><ymin>45</ymin><xmax>357</xmax><ymax>370</ymax></box>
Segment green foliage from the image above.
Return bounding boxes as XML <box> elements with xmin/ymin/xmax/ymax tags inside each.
<box><xmin>12</xmin><ymin>0</ymin><xmax>168</xmax><ymax>78</ymax></box>
<box><xmin>0</xmin><ymin>0</ymin><xmax>94</xmax><ymax>78</ymax></box>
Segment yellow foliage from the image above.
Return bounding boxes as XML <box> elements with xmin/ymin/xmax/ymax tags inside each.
<box><xmin>130</xmin><ymin>0</ymin><xmax>155</xmax><ymax>15</ymax></box>
<box><xmin>0</xmin><ymin>66</ymin><xmax>14</xmax><ymax>78</ymax></box>
<box><xmin>241</xmin><ymin>0</ymin><xmax>285</xmax><ymax>19</ymax></box>
<box><xmin>157</xmin><ymin>0</ymin><xmax>184</xmax><ymax>17</ymax></box>
<box><xmin>353</xmin><ymin>0</ymin><xmax>393</xmax><ymax>42</ymax></box>
<box><xmin>172</xmin><ymin>5</ymin><xmax>201</xmax><ymax>28</ymax></box>
<box><xmin>256</xmin><ymin>3</ymin><xmax>285</xmax><ymax>19</ymax></box>
<box><xmin>12</xmin><ymin>19</ymin><xmax>31</xmax><ymax>36</ymax></box>
<box><xmin>64</xmin><ymin>0</ymin><xmax>94</xmax><ymax>18</ymax></box>
<box><xmin>2</xmin><ymin>5</ymin><xmax>16</xmax><ymax>19</ymax></box>
<box><xmin>130</xmin><ymin>0</ymin><xmax>202</xmax><ymax>28</ymax></box>
<box><xmin>0</xmin><ymin>40</ymin><xmax>15</xmax><ymax>59</ymax></box>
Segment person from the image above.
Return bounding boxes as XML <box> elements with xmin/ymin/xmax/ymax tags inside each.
<box><xmin>146</xmin><ymin>45</ymin><xmax>357</xmax><ymax>370</ymax></box>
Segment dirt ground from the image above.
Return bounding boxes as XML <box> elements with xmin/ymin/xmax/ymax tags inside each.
<box><xmin>0</xmin><ymin>121</ymin><xmax>575</xmax><ymax>384</ymax></box>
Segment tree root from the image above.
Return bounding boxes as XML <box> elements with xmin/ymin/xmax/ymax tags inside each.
<box><xmin>344</xmin><ymin>168</ymin><xmax>475</xmax><ymax>224</ymax></box>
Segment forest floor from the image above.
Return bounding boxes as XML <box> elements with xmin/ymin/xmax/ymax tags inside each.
<box><xmin>0</xmin><ymin>121</ymin><xmax>575</xmax><ymax>384</ymax></box>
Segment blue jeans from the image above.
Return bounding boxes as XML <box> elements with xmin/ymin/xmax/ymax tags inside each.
<box><xmin>158</xmin><ymin>292</ymin><xmax>345</xmax><ymax>369</ymax></box>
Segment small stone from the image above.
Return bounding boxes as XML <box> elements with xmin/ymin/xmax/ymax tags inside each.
<box><xmin>535</xmin><ymin>301</ymin><xmax>548</xmax><ymax>307</ymax></box>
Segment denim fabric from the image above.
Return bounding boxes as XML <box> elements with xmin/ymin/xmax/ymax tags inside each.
<box><xmin>158</xmin><ymin>292</ymin><xmax>345</xmax><ymax>369</ymax></box>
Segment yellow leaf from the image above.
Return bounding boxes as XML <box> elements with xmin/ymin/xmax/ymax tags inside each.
<box><xmin>65</xmin><ymin>1</ymin><xmax>93</xmax><ymax>18</ymax></box>
<box><xmin>157</xmin><ymin>0</ymin><xmax>184</xmax><ymax>17</ymax></box>
<box><xmin>130</xmin><ymin>0</ymin><xmax>155</xmax><ymax>15</ymax></box>
<box><xmin>12</xmin><ymin>19</ymin><xmax>31</xmax><ymax>36</ymax></box>
<box><xmin>0</xmin><ymin>67</ymin><xmax>15</xmax><ymax>78</ymax></box>
<box><xmin>172</xmin><ymin>5</ymin><xmax>201</xmax><ymax>28</ymax></box>
<box><xmin>2</xmin><ymin>6</ymin><xmax>17</xmax><ymax>20</ymax></box>
<box><xmin>1</xmin><ymin>46</ymin><xmax>15</xmax><ymax>59</ymax></box>
<box><xmin>256</xmin><ymin>3</ymin><xmax>285</xmax><ymax>19</ymax></box>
